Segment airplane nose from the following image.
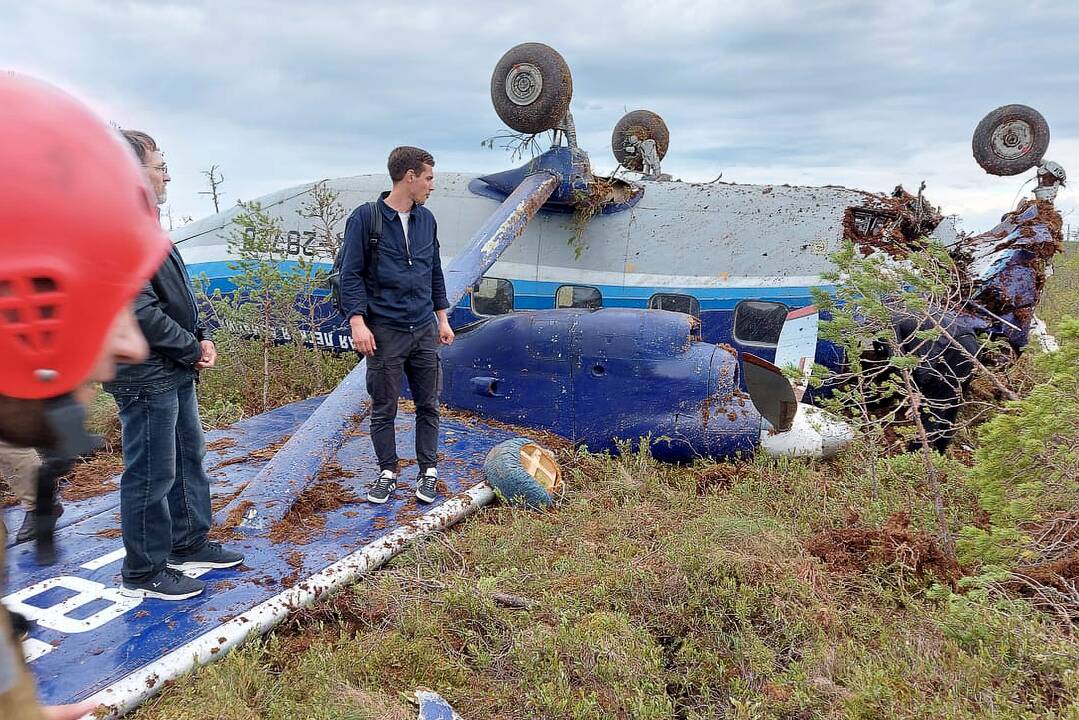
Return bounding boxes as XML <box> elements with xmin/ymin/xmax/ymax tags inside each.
<box><xmin>759</xmin><ymin>403</ymin><xmax>854</xmax><ymax>459</ymax></box>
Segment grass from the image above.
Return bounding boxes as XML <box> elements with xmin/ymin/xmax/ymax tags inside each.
<box><xmin>131</xmin><ymin>439</ymin><xmax>1079</xmax><ymax>719</ymax></box>
<box><xmin>6</xmin><ymin>249</ymin><xmax>1077</xmax><ymax>719</ymax></box>
<box><xmin>1039</xmin><ymin>243</ymin><xmax>1079</xmax><ymax>333</ymax></box>
<box><xmin>128</xmin><ymin>254</ymin><xmax>1079</xmax><ymax>719</ymax></box>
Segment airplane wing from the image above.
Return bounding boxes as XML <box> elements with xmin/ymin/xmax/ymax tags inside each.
<box><xmin>3</xmin><ymin>399</ymin><xmax>519</xmax><ymax>713</ymax></box>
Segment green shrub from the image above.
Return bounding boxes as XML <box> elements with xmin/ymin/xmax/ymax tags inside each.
<box><xmin>958</xmin><ymin>317</ymin><xmax>1079</xmax><ymax>566</ymax></box>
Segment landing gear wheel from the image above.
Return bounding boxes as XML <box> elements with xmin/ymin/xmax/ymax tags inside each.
<box><xmin>612</xmin><ymin>110</ymin><xmax>670</xmax><ymax>171</ymax></box>
<box><xmin>483</xmin><ymin>437</ymin><xmax>563</xmax><ymax>510</ymax></box>
<box><xmin>972</xmin><ymin>104</ymin><xmax>1049</xmax><ymax>176</ymax></box>
<box><xmin>490</xmin><ymin>43</ymin><xmax>573</xmax><ymax>135</ymax></box>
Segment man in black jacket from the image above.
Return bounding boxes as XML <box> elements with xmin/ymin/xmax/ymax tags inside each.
<box><xmin>105</xmin><ymin>130</ymin><xmax>243</xmax><ymax>601</ymax></box>
<box><xmin>340</xmin><ymin>146</ymin><xmax>454</xmax><ymax>506</ymax></box>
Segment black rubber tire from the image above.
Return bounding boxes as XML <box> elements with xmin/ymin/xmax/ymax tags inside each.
<box><xmin>490</xmin><ymin>43</ymin><xmax>572</xmax><ymax>135</ymax></box>
<box><xmin>612</xmin><ymin>110</ymin><xmax>670</xmax><ymax>171</ymax></box>
<box><xmin>972</xmin><ymin>104</ymin><xmax>1049</xmax><ymax>176</ymax></box>
<box><xmin>483</xmin><ymin>437</ymin><xmax>557</xmax><ymax>510</ymax></box>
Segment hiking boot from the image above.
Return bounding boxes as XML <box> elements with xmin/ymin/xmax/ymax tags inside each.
<box><xmin>368</xmin><ymin>469</ymin><xmax>396</xmax><ymax>504</ymax></box>
<box><xmin>15</xmin><ymin>504</ymin><xmax>63</xmax><ymax>543</ymax></box>
<box><xmin>122</xmin><ymin>568</ymin><xmax>205</xmax><ymax>600</ymax></box>
<box><xmin>8</xmin><ymin>611</ymin><xmax>31</xmax><ymax>642</ymax></box>
<box><xmin>167</xmin><ymin>542</ymin><xmax>245</xmax><ymax>570</ymax></box>
<box><xmin>416</xmin><ymin>468</ymin><xmax>438</xmax><ymax>504</ymax></box>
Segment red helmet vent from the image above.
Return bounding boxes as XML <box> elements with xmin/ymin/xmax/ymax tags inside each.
<box><xmin>0</xmin><ymin>274</ymin><xmax>64</xmax><ymax>354</ymax></box>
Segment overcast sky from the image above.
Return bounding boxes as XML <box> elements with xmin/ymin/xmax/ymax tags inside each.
<box><xmin>3</xmin><ymin>0</ymin><xmax>1077</xmax><ymax>234</ymax></box>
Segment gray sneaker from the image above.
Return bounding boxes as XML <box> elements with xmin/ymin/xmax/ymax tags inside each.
<box><xmin>167</xmin><ymin>541</ymin><xmax>244</xmax><ymax>570</ymax></box>
<box><xmin>368</xmin><ymin>470</ymin><xmax>396</xmax><ymax>504</ymax></box>
<box><xmin>122</xmin><ymin>568</ymin><xmax>205</xmax><ymax>600</ymax></box>
<box><xmin>416</xmin><ymin>468</ymin><xmax>438</xmax><ymax>504</ymax></box>
<box><xmin>15</xmin><ymin>504</ymin><xmax>63</xmax><ymax>543</ymax></box>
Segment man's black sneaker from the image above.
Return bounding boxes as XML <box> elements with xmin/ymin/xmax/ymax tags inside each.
<box><xmin>15</xmin><ymin>503</ymin><xmax>63</xmax><ymax>543</ymax></box>
<box><xmin>122</xmin><ymin>568</ymin><xmax>205</xmax><ymax>600</ymax></box>
<box><xmin>416</xmin><ymin>468</ymin><xmax>438</xmax><ymax>504</ymax></box>
<box><xmin>167</xmin><ymin>542</ymin><xmax>245</xmax><ymax>570</ymax></box>
<box><xmin>368</xmin><ymin>470</ymin><xmax>396</xmax><ymax>504</ymax></box>
<box><xmin>8</xmin><ymin>611</ymin><xmax>31</xmax><ymax>641</ymax></box>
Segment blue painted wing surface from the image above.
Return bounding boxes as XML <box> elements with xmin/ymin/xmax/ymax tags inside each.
<box><xmin>962</xmin><ymin>200</ymin><xmax>1062</xmax><ymax>347</ymax></box>
<box><xmin>2</xmin><ymin>399</ymin><xmax>517</xmax><ymax>707</ymax></box>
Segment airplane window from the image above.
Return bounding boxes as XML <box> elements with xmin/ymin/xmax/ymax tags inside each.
<box><xmin>733</xmin><ymin>300</ymin><xmax>788</xmax><ymax>346</ymax></box>
<box><xmin>848</xmin><ymin>208</ymin><xmax>896</xmax><ymax>238</ymax></box>
<box><xmin>471</xmin><ymin>277</ymin><xmax>514</xmax><ymax>316</ymax></box>
<box><xmin>555</xmin><ymin>284</ymin><xmax>602</xmax><ymax>309</ymax></box>
<box><xmin>648</xmin><ymin>293</ymin><xmax>700</xmax><ymax>317</ymax></box>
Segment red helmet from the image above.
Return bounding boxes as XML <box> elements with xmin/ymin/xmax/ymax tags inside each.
<box><xmin>0</xmin><ymin>74</ymin><xmax>170</xmax><ymax>400</ymax></box>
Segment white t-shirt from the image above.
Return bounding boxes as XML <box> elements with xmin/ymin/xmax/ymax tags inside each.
<box><xmin>398</xmin><ymin>211</ymin><xmax>411</xmax><ymax>246</ymax></box>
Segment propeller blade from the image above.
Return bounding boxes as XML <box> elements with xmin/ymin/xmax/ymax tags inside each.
<box><xmin>743</xmin><ymin>352</ymin><xmax>798</xmax><ymax>432</ymax></box>
<box><xmin>773</xmin><ymin>305</ymin><xmax>819</xmax><ymax>402</ymax></box>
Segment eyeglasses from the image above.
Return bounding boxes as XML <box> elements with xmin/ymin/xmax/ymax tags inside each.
<box><xmin>145</xmin><ymin>163</ymin><xmax>168</xmax><ymax>174</ymax></box>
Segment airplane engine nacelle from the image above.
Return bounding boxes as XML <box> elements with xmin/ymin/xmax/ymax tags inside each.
<box><xmin>440</xmin><ymin>308</ymin><xmax>764</xmax><ymax>462</ymax></box>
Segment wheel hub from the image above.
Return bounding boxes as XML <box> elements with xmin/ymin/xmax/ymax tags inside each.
<box><xmin>990</xmin><ymin>120</ymin><xmax>1034</xmax><ymax>160</ymax></box>
<box><xmin>505</xmin><ymin>63</ymin><xmax>542</xmax><ymax>106</ymax></box>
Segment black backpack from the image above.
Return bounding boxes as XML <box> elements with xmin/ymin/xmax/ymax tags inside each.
<box><xmin>329</xmin><ymin>200</ymin><xmax>383</xmax><ymax>318</ymax></box>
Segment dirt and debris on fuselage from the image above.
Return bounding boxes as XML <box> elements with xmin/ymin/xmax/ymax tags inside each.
<box><xmin>843</xmin><ymin>185</ymin><xmax>943</xmax><ymax>258</ymax></box>
<box><xmin>843</xmin><ymin>187</ymin><xmax>1064</xmax><ymax>348</ymax></box>
<box><xmin>832</xmin><ymin>186</ymin><xmax>1064</xmax><ymax>452</ymax></box>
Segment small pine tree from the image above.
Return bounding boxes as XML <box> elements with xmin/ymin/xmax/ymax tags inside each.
<box><xmin>297</xmin><ymin>180</ymin><xmax>347</xmax><ymax>260</ymax></box>
<box><xmin>814</xmin><ymin>240</ymin><xmax>1019</xmax><ymax>557</ymax></box>
<box><xmin>206</xmin><ymin>201</ymin><xmax>327</xmax><ymax>410</ymax></box>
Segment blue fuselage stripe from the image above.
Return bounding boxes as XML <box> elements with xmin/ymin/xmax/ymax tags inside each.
<box><xmin>186</xmin><ymin>261</ymin><xmax>828</xmax><ymax>312</ymax></box>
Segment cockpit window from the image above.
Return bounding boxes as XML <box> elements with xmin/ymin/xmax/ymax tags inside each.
<box><xmin>733</xmin><ymin>300</ymin><xmax>788</xmax><ymax>346</ymax></box>
<box><xmin>471</xmin><ymin>277</ymin><xmax>514</xmax><ymax>316</ymax></box>
<box><xmin>648</xmin><ymin>293</ymin><xmax>700</xmax><ymax>317</ymax></box>
<box><xmin>555</xmin><ymin>284</ymin><xmax>602</xmax><ymax>309</ymax></box>
<box><xmin>848</xmin><ymin>208</ymin><xmax>896</xmax><ymax>238</ymax></box>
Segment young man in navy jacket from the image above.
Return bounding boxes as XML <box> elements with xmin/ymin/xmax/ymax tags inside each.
<box><xmin>340</xmin><ymin>146</ymin><xmax>454</xmax><ymax>504</ymax></box>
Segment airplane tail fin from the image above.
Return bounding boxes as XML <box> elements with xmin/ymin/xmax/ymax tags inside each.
<box><xmin>743</xmin><ymin>305</ymin><xmax>853</xmax><ymax>458</ymax></box>
<box><xmin>772</xmin><ymin>305</ymin><xmax>819</xmax><ymax>402</ymax></box>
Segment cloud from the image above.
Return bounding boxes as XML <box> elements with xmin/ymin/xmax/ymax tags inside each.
<box><xmin>2</xmin><ymin>0</ymin><xmax>1076</xmax><ymax>234</ymax></box>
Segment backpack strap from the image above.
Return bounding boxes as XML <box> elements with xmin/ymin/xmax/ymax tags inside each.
<box><xmin>364</xmin><ymin>198</ymin><xmax>384</xmax><ymax>294</ymax></box>
<box><xmin>369</xmin><ymin>198</ymin><xmax>383</xmax><ymax>241</ymax></box>
<box><xmin>328</xmin><ymin>197</ymin><xmax>388</xmax><ymax>318</ymax></box>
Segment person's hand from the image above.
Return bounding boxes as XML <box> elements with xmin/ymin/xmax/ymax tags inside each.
<box><xmin>194</xmin><ymin>340</ymin><xmax>217</xmax><ymax>370</ymax></box>
<box><xmin>350</xmin><ymin>316</ymin><xmax>376</xmax><ymax>357</ymax></box>
<box><xmin>438</xmin><ymin>318</ymin><xmax>455</xmax><ymax>346</ymax></box>
<box><xmin>43</xmin><ymin>700</ymin><xmax>100</xmax><ymax>719</ymax></box>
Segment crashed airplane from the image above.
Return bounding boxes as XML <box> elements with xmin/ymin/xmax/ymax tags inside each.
<box><xmin>3</xmin><ymin>43</ymin><xmax>1066</xmax><ymax>716</ymax></box>
<box><xmin>177</xmin><ymin>44</ymin><xmax>1064</xmax><ymax>461</ymax></box>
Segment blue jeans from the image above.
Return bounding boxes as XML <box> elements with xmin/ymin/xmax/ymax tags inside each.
<box><xmin>111</xmin><ymin>379</ymin><xmax>211</xmax><ymax>583</ymax></box>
